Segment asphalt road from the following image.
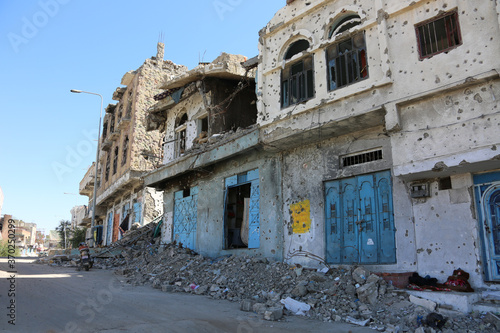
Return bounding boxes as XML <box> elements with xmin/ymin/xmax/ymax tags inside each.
<box><xmin>0</xmin><ymin>258</ymin><xmax>373</xmax><ymax>333</ymax></box>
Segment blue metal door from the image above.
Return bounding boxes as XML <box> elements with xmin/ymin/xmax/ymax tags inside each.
<box><xmin>174</xmin><ymin>187</ymin><xmax>198</xmax><ymax>250</ymax></box>
<box><xmin>325</xmin><ymin>170</ymin><xmax>396</xmax><ymax>264</ymax></box>
<box><xmin>474</xmin><ymin>171</ymin><xmax>500</xmax><ymax>281</ymax></box>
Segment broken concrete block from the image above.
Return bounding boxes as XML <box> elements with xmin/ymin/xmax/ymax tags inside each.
<box><xmin>195</xmin><ymin>285</ymin><xmax>208</xmax><ymax>295</ymax></box>
<box><xmin>252</xmin><ymin>303</ymin><xmax>267</xmax><ymax>314</ymax></box>
<box><xmin>264</xmin><ymin>307</ymin><xmax>283</xmax><ymax>321</ymax></box>
<box><xmin>162</xmin><ymin>284</ymin><xmax>174</xmax><ymax>292</ymax></box>
<box><xmin>352</xmin><ymin>267</ymin><xmax>370</xmax><ymax>285</ymax></box>
<box><xmin>356</xmin><ymin>282</ymin><xmax>379</xmax><ymax>305</ymax></box>
<box><xmin>291</xmin><ymin>284</ymin><xmax>308</xmax><ymax>297</ymax></box>
<box><xmin>409</xmin><ymin>295</ymin><xmax>437</xmax><ymax>311</ymax></box>
<box><xmin>484</xmin><ymin>312</ymin><xmax>500</xmax><ymax>331</ymax></box>
<box><xmin>240</xmin><ymin>299</ymin><xmax>254</xmax><ymax>312</ymax></box>
<box><xmin>345</xmin><ymin>316</ymin><xmax>370</xmax><ymax>326</ymax></box>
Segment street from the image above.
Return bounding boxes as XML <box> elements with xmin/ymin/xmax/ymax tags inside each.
<box><xmin>0</xmin><ymin>258</ymin><xmax>373</xmax><ymax>333</ymax></box>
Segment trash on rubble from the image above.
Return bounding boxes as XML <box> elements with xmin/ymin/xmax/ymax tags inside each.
<box><xmin>345</xmin><ymin>316</ymin><xmax>370</xmax><ymax>326</ymax></box>
<box><xmin>317</xmin><ymin>267</ymin><xmax>329</xmax><ymax>274</ymax></box>
<box><xmin>280</xmin><ymin>297</ymin><xmax>311</xmax><ymax>315</ymax></box>
<box><xmin>425</xmin><ymin>312</ymin><xmax>447</xmax><ymax>330</ymax></box>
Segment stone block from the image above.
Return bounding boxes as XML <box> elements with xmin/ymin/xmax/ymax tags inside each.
<box><xmin>409</xmin><ymin>295</ymin><xmax>437</xmax><ymax>311</ymax></box>
<box><xmin>240</xmin><ymin>300</ymin><xmax>254</xmax><ymax>312</ymax></box>
<box><xmin>264</xmin><ymin>307</ymin><xmax>283</xmax><ymax>321</ymax></box>
<box><xmin>161</xmin><ymin>284</ymin><xmax>174</xmax><ymax>292</ymax></box>
<box><xmin>357</xmin><ymin>282</ymin><xmax>379</xmax><ymax>305</ymax></box>
<box><xmin>252</xmin><ymin>303</ymin><xmax>267</xmax><ymax>314</ymax></box>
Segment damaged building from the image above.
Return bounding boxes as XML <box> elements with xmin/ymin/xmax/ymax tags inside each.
<box><xmin>142</xmin><ymin>0</ymin><xmax>500</xmax><ymax>294</ymax></box>
<box><xmin>143</xmin><ymin>53</ymin><xmax>286</xmax><ymax>258</ymax></box>
<box><xmin>255</xmin><ymin>0</ymin><xmax>500</xmax><ymax>291</ymax></box>
<box><xmin>79</xmin><ymin>43</ymin><xmax>187</xmax><ymax>246</ymax></box>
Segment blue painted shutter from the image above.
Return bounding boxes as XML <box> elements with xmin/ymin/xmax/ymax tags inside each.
<box><xmin>325</xmin><ymin>181</ymin><xmax>341</xmax><ymax>263</ymax></box>
<box><xmin>247</xmin><ymin>169</ymin><xmax>260</xmax><ymax>249</ymax></box>
<box><xmin>173</xmin><ymin>187</ymin><xmax>198</xmax><ymax>250</ymax></box>
<box><xmin>358</xmin><ymin>175</ymin><xmax>378</xmax><ymax>264</ymax></box>
<box><xmin>376</xmin><ymin>171</ymin><xmax>396</xmax><ymax>264</ymax></box>
<box><xmin>341</xmin><ymin>179</ymin><xmax>359</xmax><ymax>263</ymax></box>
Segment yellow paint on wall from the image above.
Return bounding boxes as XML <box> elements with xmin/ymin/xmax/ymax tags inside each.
<box><xmin>290</xmin><ymin>200</ymin><xmax>311</xmax><ymax>234</ymax></box>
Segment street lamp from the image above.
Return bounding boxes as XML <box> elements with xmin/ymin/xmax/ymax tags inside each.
<box><xmin>70</xmin><ymin>89</ymin><xmax>103</xmax><ymax>246</ymax></box>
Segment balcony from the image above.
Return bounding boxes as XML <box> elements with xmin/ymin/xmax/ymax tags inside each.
<box><xmin>79</xmin><ymin>164</ymin><xmax>96</xmax><ymax>196</ymax></box>
<box><xmin>101</xmin><ymin>137</ymin><xmax>112</xmax><ymax>151</ymax></box>
<box><xmin>108</xmin><ymin>127</ymin><xmax>120</xmax><ymax>141</ymax></box>
<box><xmin>117</xmin><ymin>115</ymin><xmax>131</xmax><ymax>129</ymax></box>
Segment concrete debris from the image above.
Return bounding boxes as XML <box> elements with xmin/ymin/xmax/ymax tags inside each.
<box><xmin>38</xmin><ymin>223</ymin><xmax>497</xmax><ymax>331</ymax></box>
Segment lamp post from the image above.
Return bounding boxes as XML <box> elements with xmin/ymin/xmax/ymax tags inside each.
<box><xmin>70</xmin><ymin>89</ymin><xmax>103</xmax><ymax>246</ymax></box>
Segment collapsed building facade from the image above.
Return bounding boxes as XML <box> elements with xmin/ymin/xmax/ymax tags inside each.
<box><xmin>142</xmin><ymin>0</ymin><xmax>500</xmax><ymax>293</ymax></box>
<box><xmin>79</xmin><ymin>44</ymin><xmax>187</xmax><ymax>246</ymax></box>
<box><xmin>143</xmin><ymin>53</ymin><xmax>285</xmax><ymax>257</ymax></box>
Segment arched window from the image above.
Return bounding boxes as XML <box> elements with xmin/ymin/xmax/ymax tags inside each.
<box><xmin>328</xmin><ymin>14</ymin><xmax>362</xmax><ymax>38</ymax></box>
<box><xmin>326</xmin><ymin>14</ymin><xmax>368</xmax><ymax>91</ymax></box>
<box><xmin>281</xmin><ymin>39</ymin><xmax>314</xmax><ymax>108</ymax></box>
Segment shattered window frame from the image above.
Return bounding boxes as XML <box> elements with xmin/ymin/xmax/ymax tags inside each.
<box><xmin>105</xmin><ymin>153</ymin><xmax>110</xmax><ymax>182</ymax></box>
<box><xmin>281</xmin><ymin>39</ymin><xmax>315</xmax><ymax>109</ymax></box>
<box><xmin>113</xmin><ymin>146</ymin><xmax>119</xmax><ymax>175</ymax></box>
<box><xmin>121</xmin><ymin>136</ymin><xmax>129</xmax><ymax>166</ymax></box>
<box><xmin>174</xmin><ymin>113</ymin><xmax>188</xmax><ymax>158</ymax></box>
<box><xmin>326</xmin><ymin>32</ymin><xmax>368</xmax><ymax>91</ymax></box>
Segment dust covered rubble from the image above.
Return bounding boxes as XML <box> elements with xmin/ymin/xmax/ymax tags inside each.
<box><xmin>47</xmin><ymin>223</ymin><xmax>491</xmax><ymax>332</ymax></box>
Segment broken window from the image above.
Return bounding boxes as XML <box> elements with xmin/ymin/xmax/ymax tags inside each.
<box><xmin>327</xmin><ymin>32</ymin><xmax>368</xmax><ymax>91</ymax></box>
<box><xmin>113</xmin><ymin>146</ymin><xmax>118</xmax><ymax>175</ymax></box>
<box><xmin>328</xmin><ymin>14</ymin><xmax>362</xmax><ymax>38</ymax></box>
<box><xmin>416</xmin><ymin>10</ymin><xmax>461</xmax><ymax>59</ymax></box>
<box><xmin>281</xmin><ymin>39</ymin><xmax>314</xmax><ymax>108</ymax></box>
<box><xmin>105</xmin><ymin>153</ymin><xmax>110</xmax><ymax>182</ymax></box>
<box><xmin>175</xmin><ymin>113</ymin><xmax>188</xmax><ymax>158</ymax></box>
<box><xmin>121</xmin><ymin>136</ymin><xmax>128</xmax><ymax>166</ymax></box>
<box><xmin>102</xmin><ymin>121</ymin><xmax>108</xmax><ymax>140</ymax></box>
<box><xmin>117</xmin><ymin>105</ymin><xmax>123</xmax><ymax>120</ymax></box>
<box><xmin>110</xmin><ymin>114</ymin><xmax>115</xmax><ymax>134</ymax></box>
<box><xmin>224</xmin><ymin>169</ymin><xmax>260</xmax><ymax>249</ymax></box>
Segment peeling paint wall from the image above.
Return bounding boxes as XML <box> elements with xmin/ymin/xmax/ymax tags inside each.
<box><xmin>411</xmin><ymin>175</ymin><xmax>483</xmax><ymax>287</ymax></box>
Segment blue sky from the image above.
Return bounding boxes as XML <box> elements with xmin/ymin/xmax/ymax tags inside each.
<box><xmin>0</xmin><ymin>0</ymin><xmax>284</xmax><ymax>233</ymax></box>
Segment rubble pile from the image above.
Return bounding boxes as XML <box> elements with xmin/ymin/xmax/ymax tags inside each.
<box><xmin>44</xmin><ymin>223</ymin><xmax>497</xmax><ymax>332</ymax></box>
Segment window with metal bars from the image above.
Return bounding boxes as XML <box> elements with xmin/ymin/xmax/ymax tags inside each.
<box><xmin>327</xmin><ymin>33</ymin><xmax>368</xmax><ymax>91</ymax></box>
<box><xmin>415</xmin><ymin>10</ymin><xmax>462</xmax><ymax>60</ymax></box>
<box><xmin>342</xmin><ymin>149</ymin><xmax>382</xmax><ymax>167</ymax></box>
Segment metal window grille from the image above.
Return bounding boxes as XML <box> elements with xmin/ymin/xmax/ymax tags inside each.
<box><xmin>342</xmin><ymin>149</ymin><xmax>383</xmax><ymax>167</ymax></box>
<box><xmin>416</xmin><ymin>11</ymin><xmax>461</xmax><ymax>59</ymax></box>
